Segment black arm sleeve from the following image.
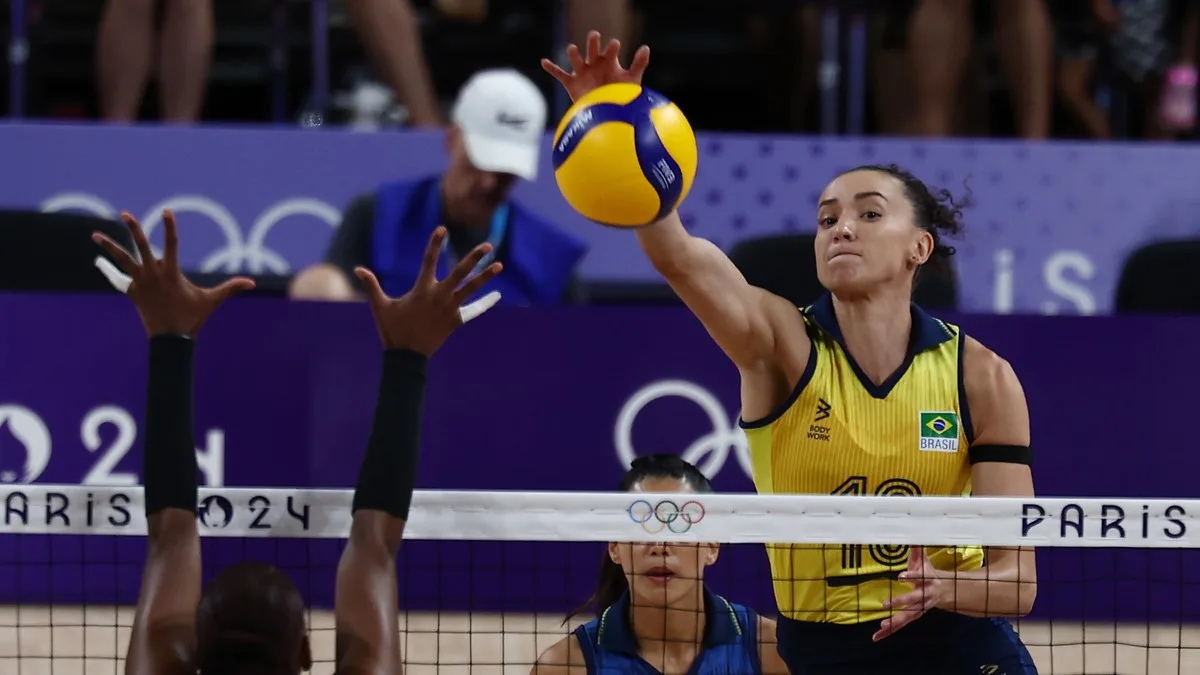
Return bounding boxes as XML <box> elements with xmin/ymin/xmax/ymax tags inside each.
<box><xmin>142</xmin><ymin>335</ymin><xmax>199</xmax><ymax>516</ymax></box>
<box><xmin>325</xmin><ymin>193</ymin><xmax>378</xmax><ymax>291</ymax></box>
<box><xmin>350</xmin><ymin>349</ymin><xmax>428</xmax><ymax>519</ymax></box>
<box><xmin>968</xmin><ymin>444</ymin><xmax>1033</xmax><ymax>466</ymax></box>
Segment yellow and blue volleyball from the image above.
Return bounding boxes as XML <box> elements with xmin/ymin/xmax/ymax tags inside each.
<box><xmin>552</xmin><ymin>83</ymin><xmax>698</xmax><ymax>228</ymax></box>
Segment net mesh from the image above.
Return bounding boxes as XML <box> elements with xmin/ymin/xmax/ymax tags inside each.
<box><xmin>1</xmin><ymin>486</ymin><xmax>1198</xmax><ymax>674</ymax></box>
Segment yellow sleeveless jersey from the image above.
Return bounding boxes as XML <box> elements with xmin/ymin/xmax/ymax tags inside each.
<box><xmin>740</xmin><ymin>293</ymin><xmax>984</xmax><ymax>624</ymax></box>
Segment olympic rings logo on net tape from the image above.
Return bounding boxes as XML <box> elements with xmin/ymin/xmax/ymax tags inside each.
<box><xmin>627</xmin><ymin>499</ymin><xmax>706</xmax><ymax>534</ymax></box>
<box><xmin>40</xmin><ymin>193</ymin><xmax>341</xmax><ymax>274</ymax></box>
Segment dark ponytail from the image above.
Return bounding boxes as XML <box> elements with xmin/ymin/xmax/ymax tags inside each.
<box><xmin>564</xmin><ymin>454</ymin><xmax>713</xmax><ymax>623</ymax></box>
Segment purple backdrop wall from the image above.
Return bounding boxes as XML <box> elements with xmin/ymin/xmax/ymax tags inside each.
<box><xmin>1</xmin><ymin>295</ymin><xmax>1198</xmax><ymax>623</ymax></box>
<box><xmin>2</xmin><ymin>123</ymin><xmax>1199</xmax><ymax>315</ymax></box>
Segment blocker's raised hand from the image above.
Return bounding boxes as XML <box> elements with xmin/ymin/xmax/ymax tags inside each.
<box><xmin>355</xmin><ymin>227</ymin><xmax>502</xmax><ymax>356</ymax></box>
<box><xmin>92</xmin><ymin>210</ymin><xmax>255</xmax><ymax>337</ymax></box>
<box><xmin>541</xmin><ymin>30</ymin><xmax>650</xmax><ymax>103</ymax></box>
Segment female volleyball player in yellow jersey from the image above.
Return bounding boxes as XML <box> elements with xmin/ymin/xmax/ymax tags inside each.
<box><xmin>543</xmin><ymin>33</ymin><xmax>1038</xmax><ymax>675</ymax></box>
<box><xmin>533</xmin><ymin>454</ymin><xmax>788</xmax><ymax>675</ymax></box>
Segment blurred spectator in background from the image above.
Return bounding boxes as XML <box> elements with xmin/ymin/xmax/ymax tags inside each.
<box><xmin>97</xmin><ymin>0</ymin><xmax>212</xmax><ymax>122</ymax></box>
<box><xmin>1055</xmin><ymin>0</ymin><xmax>1116</xmax><ymax>139</ymax></box>
<box><xmin>564</xmin><ymin>0</ymin><xmax>635</xmax><ymax>63</ymax></box>
<box><xmin>907</xmin><ymin>0</ymin><xmax>1054</xmax><ymax>138</ymax></box>
<box><xmin>1057</xmin><ymin>0</ymin><xmax>1200</xmax><ymax>140</ymax></box>
<box><xmin>346</xmin><ymin>0</ymin><xmax>442</xmax><ymax>127</ymax></box>
<box><xmin>290</xmin><ymin>69</ymin><xmax>587</xmax><ymax>305</ymax></box>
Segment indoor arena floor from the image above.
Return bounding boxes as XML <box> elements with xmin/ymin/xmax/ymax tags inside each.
<box><xmin>1</xmin><ymin>606</ymin><xmax>1197</xmax><ymax>674</ymax></box>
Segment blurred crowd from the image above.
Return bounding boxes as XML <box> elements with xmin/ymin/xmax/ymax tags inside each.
<box><xmin>6</xmin><ymin>0</ymin><xmax>1199</xmax><ymax>140</ymax></box>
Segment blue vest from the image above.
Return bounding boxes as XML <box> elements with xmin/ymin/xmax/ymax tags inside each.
<box><xmin>370</xmin><ymin>177</ymin><xmax>587</xmax><ymax>306</ymax></box>
<box><xmin>573</xmin><ymin>589</ymin><xmax>762</xmax><ymax>674</ymax></box>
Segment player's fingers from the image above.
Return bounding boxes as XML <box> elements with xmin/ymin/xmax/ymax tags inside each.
<box><xmin>880</xmin><ymin>590</ymin><xmax>919</xmax><ymax>611</ymax></box>
<box><xmin>442</xmin><ymin>242</ymin><xmax>492</xmax><ymax>291</ymax></box>
<box><xmin>602</xmin><ymin>38</ymin><xmax>621</xmax><ymax>63</ymax></box>
<box><xmin>210</xmin><ymin>276</ymin><xmax>256</xmax><ymax>303</ymax></box>
<box><xmin>417</xmin><ymin>227</ymin><xmax>447</xmax><ymax>286</ymax></box>
<box><xmin>565</xmin><ymin>44</ymin><xmax>585</xmax><ymax>74</ymax></box>
<box><xmin>162</xmin><ymin>209</ymin><xmax>180</xmax><ymax>272</ymax></box>
<box><xmin>628</xmin><ymin>45</ymin><xmax>651</xmax><ymax>80</ymax></box>
<box><xmin>354</xmin><ymin>267</ymin><xmax>389</xmax><ymax>308</ymax></box>
<box><xmin>121</xmin><ymin>212</ymin><xmax>155</xmax><ymax>267</ymax></box>
<box><xmin>585</xmin><ymin>31</ymin><xmax>602</xmax><ymax>63</ymax></box>
<box><xmin>541</xmin><ymin>58</ymin><xmax>571</xmax><ymax>83</ymax></box>
<box><xmin>93</xmin><ymin>256</ymin><xmax>133</xmax><ymax>294</ymax></box>
<box><xmin>872</xmin><ymin>610</ymin><xmax>917</xmax><ymax>642</ymax></box>
<box><xmin>91</xmin><ymin>233</ymin><xmax>140</xmax><ymax>276</ymax></box>
<box><xmin>458</xmin><ymin>290</ymin><xmax>501</xmax><ymax>325</ymax></box>
<box><xmin>452</xmin><ymin>262</ymin><xmax>503</xmax><ymax>306</ymax></box>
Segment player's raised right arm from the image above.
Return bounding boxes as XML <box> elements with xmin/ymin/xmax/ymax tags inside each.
<box><xmin>542</xmin><ymin>34</ymin><xmax>799</xmax><ymax>369</ymax></box>
<box><xmin>636</xmin><ymin>211</ymin><xmax>789</xmax><ymax>366</ymax></box>
<box><xmin>334</xmin><ymin>228</ymin><xmax>502</xmax><ymax>675</ymax></box>
<box><xmin>544</xmin><ymin>32</ymin><xmax>796</xmax><ymax>367</ymax></box>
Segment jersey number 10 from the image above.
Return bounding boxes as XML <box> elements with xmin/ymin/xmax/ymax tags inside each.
<box><xmin>831</xmin><ymin>476</ymin><xmax>922</xmax><ymax>570</ymax></box>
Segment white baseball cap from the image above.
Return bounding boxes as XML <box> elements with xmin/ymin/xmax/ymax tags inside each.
<box><xmin>451</xmin><ymin>68</ymin><xmax>547</xmax><ymax>181</ymax></box>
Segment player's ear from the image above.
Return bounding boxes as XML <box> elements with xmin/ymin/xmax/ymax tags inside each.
<box><xmin>910</xmin><ymin>227</ymin><xmax>934</xmax><ymax>267</ymax></box>
<box><xmin>703</xmin><ymin>542</ymin><xmax>719</xmax><ymax>567</ymax></box>
<box><xmin>607</xmin><ymin>542</ymin><xmax>622</xmax><ymax>566</ymax></box>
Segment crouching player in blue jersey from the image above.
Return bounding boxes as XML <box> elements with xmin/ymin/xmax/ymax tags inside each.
<box><xmin>532</xmin><ymin>455</ymin><xmax>787</xmax><ymax>674</ymax></box>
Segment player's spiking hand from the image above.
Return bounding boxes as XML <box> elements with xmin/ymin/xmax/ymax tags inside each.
<box><xmin>92</xmin><ymin>210</ymin><xmax>255</xmax><ymax>336</ymax></box>
<box><xmin>354</xmin><ymin>226</ymin><xmax>502</xmax><ymax>356</ymax></box>
<box><xmin>541</xmin><ymin>30</ymin><xmax>650</xmax><ymax>103</ymax></box>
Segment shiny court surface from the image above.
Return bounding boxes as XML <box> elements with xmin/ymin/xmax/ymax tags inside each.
<box><xmin>1</xmin><ymin>606</ymin><xmax>1197</xmax><ymax>675</ymax></box>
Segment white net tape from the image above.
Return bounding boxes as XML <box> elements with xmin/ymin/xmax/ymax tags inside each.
<box><xmin>0</xmin><ymin>486</ymin><xmax>1197</xmax><ymax>674</ymax></box>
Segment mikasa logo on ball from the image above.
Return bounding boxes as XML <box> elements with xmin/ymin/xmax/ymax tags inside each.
<box><xmin>556</xmin><ymin>109</ymin><xmax>593</xmax><ymax>153</ymax></box>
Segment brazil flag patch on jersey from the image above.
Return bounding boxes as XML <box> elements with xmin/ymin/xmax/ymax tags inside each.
<box><xmin>919</xmin><ymin>411</ymin><xmax>959</xmax><ymax>453</ymax></box>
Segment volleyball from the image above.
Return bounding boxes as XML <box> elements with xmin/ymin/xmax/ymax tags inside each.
<box><xmin>551</xmin><ymin>83</ymin><xmax>698</xmax><ymax>228</ymax></box>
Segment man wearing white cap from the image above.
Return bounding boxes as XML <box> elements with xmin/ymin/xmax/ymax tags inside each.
<box><xmin>290</xmin><ymin>68</ymin><xmax>587</xmax><ymax>305</ymax></box>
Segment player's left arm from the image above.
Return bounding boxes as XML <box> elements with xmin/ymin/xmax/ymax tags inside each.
<box><xmin>124</xmin><ymin>337</ymin><xmax>205</xmax><ymax>675</ymax></box>
<box><xmin>755</xmin><ymin>616</ymin><xmax>789</xmax><ymax>674</ymax></box>
<box><xmin>91</xmin><ymin>210</ymin><xmax>255</xmax><ymax>675</ymax></box>
<box><xmin>949</xmin><ymin>336</ymin><xmax>1037</xmax><ymax>618</ymax></box>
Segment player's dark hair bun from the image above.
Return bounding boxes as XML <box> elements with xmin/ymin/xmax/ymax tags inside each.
<box><xmin>623</xmin><ymin>454</ymin><xmax>713</xmax><ymax>492</ymax></box>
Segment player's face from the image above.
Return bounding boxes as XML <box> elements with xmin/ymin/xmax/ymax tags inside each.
<box><xmin>443</xmin><ymin>127</ymin><xmax>518</xmax><ymax>226</ymax></box>
<box><xmin>813</xmin><ymin>170</ymin><xmax>932</xmax><ymax>296</ymax></box>
<box><xmin>609</xmin><ymin>477</ymin><xmax>719</xmax><ymax>610</ymax></box>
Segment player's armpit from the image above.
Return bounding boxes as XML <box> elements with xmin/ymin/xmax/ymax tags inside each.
<box><xmin>635</xmin><ymin>212</ymin><xmax>805</xmax><ymax>369</ymax></box>
<box><xmin>333</xmin><ymin>513</ymin><xmax>405</xmax><ymax>675</ymax></box>
<box><xmin>125</xmin><ymin>509</ymin><xmax>202</xmax><ymax>675</ymax></box>
<box><xmin>530</xmin><ymin>634</ymin><xmax>589</xmax><ymax>675</ymax></box>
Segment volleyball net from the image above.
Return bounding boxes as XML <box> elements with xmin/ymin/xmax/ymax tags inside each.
<box><xmin>1</xmin><ymin>486</ymin><xmax>1198</xmax><ymax>675</ymax></box>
